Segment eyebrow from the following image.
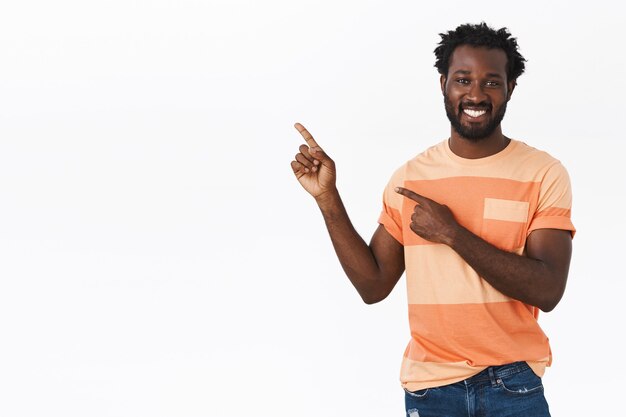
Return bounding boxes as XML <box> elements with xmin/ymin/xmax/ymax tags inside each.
<box><xmin>452</xmin><ymin>70</ymin><xmax>504</xmax><ymax>79</ymax></box>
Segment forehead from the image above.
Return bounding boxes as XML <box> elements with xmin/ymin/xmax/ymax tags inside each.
<box><xmin>448</xmin><ymin>45</ymin><xmax>508</xmax><ymax>77</ymax></box>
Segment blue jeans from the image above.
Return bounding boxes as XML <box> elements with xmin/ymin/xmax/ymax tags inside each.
<box><xmin>404</xmin><ymin>362</ymin><xmax>550</xmax><ymax>417</ymax></box>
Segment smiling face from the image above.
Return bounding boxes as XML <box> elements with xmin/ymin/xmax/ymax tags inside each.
<box><xmin>441</xmin><ymin>45</ymin><xmax>515</xmax><ymax>141</ymax></box>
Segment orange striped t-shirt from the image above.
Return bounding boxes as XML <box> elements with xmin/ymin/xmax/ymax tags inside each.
<box><xmin>378</xmin><ymin>138</ymin><xmax>575</xmax><ymax>392</ymax></box>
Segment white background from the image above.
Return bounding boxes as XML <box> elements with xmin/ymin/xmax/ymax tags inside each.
<box><xmin>0</xmin><ymin>1</ymin><xmax>623</xmax><ymax>416</ymax></box>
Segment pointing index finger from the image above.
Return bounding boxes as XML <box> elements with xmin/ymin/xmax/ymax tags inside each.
<box><xmin>395</xmin><ymin>187</ymin><xmax>430</xmax><ymax>204</ymax></box>
<box><xmin>294</xmin><ymin>122</ymin><xmax>319</xmax><ymax>148</ymax></box>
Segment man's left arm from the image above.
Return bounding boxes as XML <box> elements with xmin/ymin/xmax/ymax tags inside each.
<box><xmin>395</xmin><ymin>187</ymin><xmax>572</xmax><ymax>312</ymax></box>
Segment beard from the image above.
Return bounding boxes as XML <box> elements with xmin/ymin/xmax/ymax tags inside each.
<box><xmin>444</xmin><ymin>93</ymin><xmax>507</xmax><ymax>141</ymax></box>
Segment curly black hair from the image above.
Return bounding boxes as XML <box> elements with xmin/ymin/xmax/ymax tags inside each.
<box><xmin>434</xmin><ymin>22</ymin><xmax>526</xmax><ymax>82</ymax></box>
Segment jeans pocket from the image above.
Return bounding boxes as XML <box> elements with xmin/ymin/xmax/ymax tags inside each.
<box><xmin>499</xmin><ymin>369</ymin><xmax>544</xmax><ymax>396</ymax></box>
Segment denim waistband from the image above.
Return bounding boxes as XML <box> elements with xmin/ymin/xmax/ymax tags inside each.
<box><xmin>465</xmin><ymin>362</ymin><xmax>530</xmax><ymax>386</ymax></box>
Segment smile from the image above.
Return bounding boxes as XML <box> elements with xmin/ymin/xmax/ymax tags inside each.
<box><xmin>463</xmin><ymin>109</ymin><xmax>487</xmax><ymax>118</ymax></box>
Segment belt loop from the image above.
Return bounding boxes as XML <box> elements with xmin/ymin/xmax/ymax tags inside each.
<box><xmin>488</xmin><ymin>367</ymin><xmax>498</xmax><ymax>387</ymax></box>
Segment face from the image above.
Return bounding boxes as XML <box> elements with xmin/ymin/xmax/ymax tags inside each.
<box><xmin>441</xmin><ymin>45</ymin><xmax>515</xmax><ymax>141</ymax></box>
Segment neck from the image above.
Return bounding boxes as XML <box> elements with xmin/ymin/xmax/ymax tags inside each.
<box><xmin>448</xmin><ymin>126</ymin><xmax>510</xmax><ymax>159</ymax></box>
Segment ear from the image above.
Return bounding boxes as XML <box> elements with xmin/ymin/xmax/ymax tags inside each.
<box><xmin>506</xmin><ymin>79</ymin><xmax>516</xmax><ymax>101</ymax></box>
<box><xmin>440</xmin><ymin>74</ymin><xmax>446</xmax><ymax>94</ymax></box>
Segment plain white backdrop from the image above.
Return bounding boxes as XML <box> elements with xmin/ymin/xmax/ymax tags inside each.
<box><xmin>0</xmin><ymin>1</ymin><xmax>624</xmax><ymax>416</ymax></box>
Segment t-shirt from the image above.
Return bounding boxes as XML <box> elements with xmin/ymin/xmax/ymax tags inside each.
<box><xmin>378</xmin><ymin>138</ymin><xmax>575</xmax><ymax>392</ymax></box>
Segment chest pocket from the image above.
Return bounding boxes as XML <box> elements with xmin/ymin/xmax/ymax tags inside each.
<box><xmin>481</xmin><ymin>198</ymin><xmax>530</xmax><ymax>252</ymax></box>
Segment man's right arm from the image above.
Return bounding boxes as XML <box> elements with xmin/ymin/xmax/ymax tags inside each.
<box><xmin>291</xmin><ymin>123</ymin><xmax>404</xmax><ymax>304</ymax></box>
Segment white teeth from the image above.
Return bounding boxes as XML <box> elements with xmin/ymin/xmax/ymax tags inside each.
<box><xmin>463</xmin><ymin>109</ymin><xmax>487</xmax><ymax>118</ymax></box>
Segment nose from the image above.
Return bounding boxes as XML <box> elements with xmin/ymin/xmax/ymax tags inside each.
<box><xmin>467</xmin><ymin>82</ymin><xmax>488</xmax><ymax>103</ymax></box>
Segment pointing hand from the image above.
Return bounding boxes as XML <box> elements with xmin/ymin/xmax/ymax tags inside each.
<box><xmin>291</xmin><ymin>123</ymin><xmax>337</xmax><ymax>200</ymax></box>
<box><xmin>395</xmin><ymin>187</ymin><xmax>460</xmax><ymax>245</ymax></box>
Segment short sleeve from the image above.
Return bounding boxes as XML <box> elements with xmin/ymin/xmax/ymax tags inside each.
<box><xmin>378</xmin><ymin>167</ymin><xmax>406</xmax><ymax>244</ymax></box>
<box><xmin>527</xmin><ymin>161</ymin><xmax>576</xmax><ymax>237</ymax></box>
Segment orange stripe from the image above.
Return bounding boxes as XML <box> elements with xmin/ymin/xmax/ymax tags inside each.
<box><xmin>401</xmin><ymin>177</ymin><xmax>540</xmax><ymax>247</ymax></box>
<box><xmin>405</xmin><ymin>302</ymin><xmax>550</xmax><ymax>364</ymax></box>
<box><xmin>481</xmin><ymin>218</ymin><xmax>527</xmax><ymax>251</ymax></box>
<box><xmin>534</xmin><ymin>207</ymin><xmax>571</xmax><ymax>218</ymax></box>
<box><xmin>528</xmin><ymin>216</ymin><xmax>576</xmax><ymax>237</ymax></box>
<box><xmin>378</xmin><ymin>204</ymin><xmax>403</xmax><ymax>244</ymax></box>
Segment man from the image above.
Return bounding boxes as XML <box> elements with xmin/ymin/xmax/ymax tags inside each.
<box><xmin>290</xmin><ymin>22</ymin><xmax>574</xmax><ymax>416</ymax></box>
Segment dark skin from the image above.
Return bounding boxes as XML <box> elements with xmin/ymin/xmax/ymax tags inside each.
<box><xmin>291</xmin><ymin>45</ymin><xmax>572</xmax><ymax>312</ymax></box>
<box><xmin>442</xmin><ymin>45</ymin><xmax>515</xmax><ymax>158</ymax></box>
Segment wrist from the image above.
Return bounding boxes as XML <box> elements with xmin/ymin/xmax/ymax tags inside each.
<box><xmin>445</xmin><ymin>223</ymin><xmax>466</xmax><ymax>248</ymax></box>
<box><xmin>315</xmin><ymin>188</ymin><xmax>340</xmax><ymax>210</ymax></box>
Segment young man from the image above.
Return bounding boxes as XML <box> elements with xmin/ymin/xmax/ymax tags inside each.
<box><xmin>290</xmin><ymin>23</ymin><xmax>574</xmax><ymax>416</ymax></box>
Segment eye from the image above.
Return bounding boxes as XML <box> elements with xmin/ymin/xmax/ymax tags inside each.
<box><xmin>455</xmin><ymin>78</ymin><xmax>470</xmax><ymax>85</ymax></box>
<box><xmin>485</xmin><ymin>81</ymin><xmax>500</xmax><ymax>87</ymax></box>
